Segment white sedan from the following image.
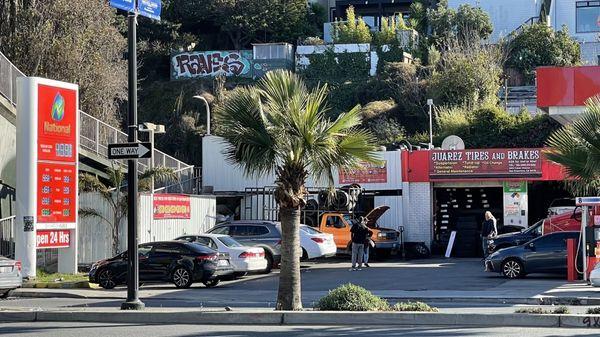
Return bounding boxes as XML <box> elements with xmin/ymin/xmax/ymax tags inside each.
<box><xmin>275</xmin><ymin>224</ymin><xmax>336</xmax><ymax>260</ymax></box>
<box><xmin>175</xmin><ymin>234</ymin><xmax>268</xmax><ymax>274</ymax></box>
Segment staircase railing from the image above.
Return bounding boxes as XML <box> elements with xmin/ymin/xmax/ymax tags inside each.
<box><xmin>0</xmin><ymin>51</ymin><xmax>196</xmax><ymax>193</ymax></box>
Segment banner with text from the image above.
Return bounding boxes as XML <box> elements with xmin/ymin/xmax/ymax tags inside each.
<box><xmin>153</xmin><ymin>194</ymin><xmax>191</xmax><ymax>219</ymax></box>
<box><xmin>36</xmin><ymin>230</ymin><xmax>70</xmax><ymax>249</ymax></box>
<box><xmin>339</xmin><ymin>161</ymin><xmax>387</xmax><ymax>184</ymax></box>
<box><xmin>429</xmin><ymin>149</ymin><xmax>542</xmax><ymax>179</ymax></box>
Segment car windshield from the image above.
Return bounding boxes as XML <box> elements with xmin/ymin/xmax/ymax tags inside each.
<box><xmin>300</xmin><ymin>226</ymin><xmax>322</xmax><ymax>235</ymax></box>
<box><xmin>523</xmin><ymin>220</ymin><xmax>543</xmax><ymax>235</ymax></box>
<box><xmin>217</xmin><ymin>236</ymin><xmax>243</xmax><ymax>247</ymax></box>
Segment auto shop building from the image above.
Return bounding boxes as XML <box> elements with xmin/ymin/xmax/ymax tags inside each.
<box><xmin>401</xmin><ymin>148</ymin><xmax>568</xmax><ymax>257</ymax></box>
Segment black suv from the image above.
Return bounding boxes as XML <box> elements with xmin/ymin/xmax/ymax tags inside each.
<box><xmin>89</xmin><ymin>241</ymin><xmax>234</xmax><ymax>289</ymax></box>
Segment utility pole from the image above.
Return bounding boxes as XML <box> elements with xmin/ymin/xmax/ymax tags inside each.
<box><xmin>427</xmin><ymin>99</ymin><xmax>434</xmax><ymax>149</ymax></box>
<box><xmin>121</xmin><ymin>10</ymin><xmax>144</xmax><ymax>311</ymax></box>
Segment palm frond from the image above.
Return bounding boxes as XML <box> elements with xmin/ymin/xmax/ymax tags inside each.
<box><xmin>79</xmin><ymin>207</ymin><xmax>112</xmax><ymax>226</ymax></box>
<box><xmin>216</xmin><ymin>86</ymin><xmax>278</xmax><ymax>177</ymax></box>
<box><xmin>546</xmin><ymin>97</ymin><xmax>600</xmax><ymax>196</ymax></box>
<box><xmin>139</xmin><ymin>166</ymin><xmax>178</xmax><ymax>185</ymax></box>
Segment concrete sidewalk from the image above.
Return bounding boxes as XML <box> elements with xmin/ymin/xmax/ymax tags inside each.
<box><xmin>13</xmin><ymin>280</ymin><xmax>600</xmax><ymax>305</ymax></box>
<box><xmin>0</xmin><ymin>307</ymin><xmax>599</xmax><ymax>328</ymax></box>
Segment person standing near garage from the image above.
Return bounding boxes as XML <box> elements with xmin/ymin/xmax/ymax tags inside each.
<box><xmin>350</xmin><ymin>217</ymin><xmax>370</xmax><ymax>271</ymax></box>
<box><xmin>481</xmin><ymin>211</ymin><xmax>498</xmax><ymax>258</ymax></box>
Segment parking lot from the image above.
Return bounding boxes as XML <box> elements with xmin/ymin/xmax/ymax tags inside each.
<box><xmin>8</xmin><ymin>257</ymin><xmax>595</xmax><ymax>310</ymax></box>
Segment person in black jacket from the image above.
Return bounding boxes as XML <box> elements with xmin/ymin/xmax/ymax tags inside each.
<box><xmin>481</xmin><ymin>211</ymin><xmax>498</xmax><ymax>258</ymax></box>
<box><xmin>350</xmin><ymin>217</ymin><xmax>371</xmax><ymax>271</ymax></box>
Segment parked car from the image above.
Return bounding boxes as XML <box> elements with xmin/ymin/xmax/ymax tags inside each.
<box><xmin>207</xmin><ymin>221</ymin><xmax>282</xmax><ymax>272</ymax></box>
<box><xmin>89</xmin><ymin>241</ymin><xmax>234</xmax><ymax>289</ymax></box>
<box><xmin>487</xmin><ymin>219</ymin><xmax>544</xmax><ymax>254</ymax></box>
<box><xmin>0</xmin><ymin>256</ymin><xmax>22</xmax><ymax>298</ymax></box>
<box><xmin>175</xmin><ymin>234</ymin><xmax>268</xmax><ymax>276</ymax></box>
<box><xmin>290</xmin><ymin>224</ymin><xmax>337</xmax><ymax>260</ymax></box>
<box><xmin>484</xmin><ymin>231</ymin><xmax>580</xmax><ymax>279</ymax></box>
<box><xmin>314</xmin><ymin>206</ymin><xmax>400</xmax><ymax>256</ymax></box>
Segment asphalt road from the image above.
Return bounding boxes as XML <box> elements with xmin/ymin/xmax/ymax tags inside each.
<box><xmin>2</xmin><ymin>322</ymin><xmax>600</xmax><ymax>337</ymax></box>
<box><xmin>3</xmin><ymin>258</ymin><xmax>579</xmax><ymax>309</ymax></box>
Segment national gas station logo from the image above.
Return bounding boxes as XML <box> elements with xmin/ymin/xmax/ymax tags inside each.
<box><xmin>44</xmin><ymin>92</ymin><xmax>70</xmax><ymax>135</ymax></box>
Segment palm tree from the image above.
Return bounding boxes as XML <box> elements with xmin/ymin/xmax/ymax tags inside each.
<box><xmin>216</xmin><ymin>70</ymin><xmax>381</xmax><ymax>310</ymax></box>
<box><xmin>79</xmin><ymin>165</ymin><xmax>178</xmax><ymax>255</ymax></box>
<box><xmin>546</xmin><ymin>97</ymin><xmax>600</xmax><ymax>196</ymax></box>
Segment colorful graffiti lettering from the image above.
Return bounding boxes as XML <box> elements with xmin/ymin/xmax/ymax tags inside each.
<box><xmin>171</xmin><ymin>50</ymin><xmax>252</xmax><ymax>79</ymax></box>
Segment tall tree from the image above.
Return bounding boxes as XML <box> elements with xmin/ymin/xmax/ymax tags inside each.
<box><xmin>506</xmin><ymin>23</ymin><xmax>580</xmax><ymax>84</ymax></box>
<box><xmin>216</xmin><ymin>70</ymin><xmax>380</xmax><ymax>310</ymax></box>
<box><xmin>0</xmin><ymin>0</ymin><xmax>127</xmax><ymax>125</ymax></box>
<box><xmin>546</xmin><ymin>98</ymin><xmax>600</xmax><ymax>196</ymax></box>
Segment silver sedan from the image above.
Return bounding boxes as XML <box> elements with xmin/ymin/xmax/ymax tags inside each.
<box><xmin>0</xmin><ymin>256</ymin><xmax>22</xmax><ymax>297</ymax></box>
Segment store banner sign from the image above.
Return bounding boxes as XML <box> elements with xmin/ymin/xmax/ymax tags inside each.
<box><xmin>339</xmin><ymin>161</ymin><xmax>387</xmax><ymax>184</ymax></box>
<box><xmin>429</xmin><ymin>148</ymin><xmax>542</xmax><ymax>179</ymax></box>
<box><xmin>153</xmin><ymin>194</ymin><xmax>191</xmax><ymax>219</ymax></box>
<box><xmin>503</xmin><ymin>181</ymin><xmax>528</xmax><ymax>228</ymax></box>
<box><xmin>36</xmin><ymin>230</ymin><xmax>70</xmax><ymax>248</ymax></box>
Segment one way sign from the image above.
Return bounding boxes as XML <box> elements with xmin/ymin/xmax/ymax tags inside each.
<box><xmin>108</xmin><ymin>142</ymin><xmax>152</xmax><ymax>159</ymax></box>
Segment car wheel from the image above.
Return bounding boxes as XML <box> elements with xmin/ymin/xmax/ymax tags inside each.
<box><xmin>172</xmin><ymin>267</ymin><xmax>193</xmax><ymax>289</ymax></box>
<box><xmin>98</xmin><ymin>269</ymin><xmax>117</xmax><ymax>289</ymax></box>
<box><xmin>203</xmin><ymin>279</ymin><xmax>220</xmax><ymax>288</ymax></box>
<box><xmin>262</xmin><ymin>252</ymin><xmax>273</xmax><ymax>274</ymax></box>
<box><xmin>301</xmin><ymin>248</ymin><xmax>308</xmax><ymax>261</ymax></box>
<box><xmin>501</xmin><ymin>259</ymin><xmax>525</xmax><ymax>279</ymax></box>
<box><xmin>412</xmin><ymin>243</ymin><xmax>431</xmax><ymax>258</ymax></box>
<box><xmin>0</xmin><ymin>289</ymin><xmax>12</xmax><ymax>299</ymax></box>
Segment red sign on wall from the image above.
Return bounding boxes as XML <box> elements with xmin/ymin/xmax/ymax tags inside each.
<box><xmin>429</xmin><ymin>148</ymin><xmax>542</xmax><ymax>180</ymax></box>
<box><xmin>37</xmin><ymin>84</ymin><xmax>77</xmax><ymax>162</ymax></box>
<box><xmin>153</xmin><ymin>194</ymin><xmax>191</xmax><ymax>219</ymax></box>
<box><xmin>37</xmin><ymin>162</ymin><xmax>77</xmax><ymax>223</ymax></box>
<box><xmin>339</xmin><ymin>161</ymin><xmax>387</xmax><ymax>184</ymax></box>
<box><xmin>36</xmin><ymin>230</ymin><xmax>70</xmax><ymax>249</ymax></box>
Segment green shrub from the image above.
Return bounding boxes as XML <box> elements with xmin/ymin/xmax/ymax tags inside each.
<box><xmin>332</xmin><ymin>6</ymin><xmax>372</xmax><ymax>44</ymax></box>
<box><xmin>515</xmin><ymin>306</ymin><xmax>569</xmax><ymax>314</ymax></box>
<box><xmin>316</xmin><ymin>284</ymin><xmax>390</xmax><ymax>311</ymax></box>
<box><xmin>587</xmin><ymin>307</ymin><xmax>600</xmax><ymax>315</ymax></box>
<box><xmin>393</xmin><ymin>301</ymin><xmax>439</xmax><ymax>312</ymax></box>
<box><xmin>515</xmin><ymin>307</ymin><xmax>550</xmax><ymax>314</ymax></box>
<box><xmin>553</xmin><ymin>306</ymin><xmax>570</xmax><ymax>314</ymax></box>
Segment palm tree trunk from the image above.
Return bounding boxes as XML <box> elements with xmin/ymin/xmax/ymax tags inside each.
<box><xmin>276</xmin><ymin>207</ymin><xmax>302</xmax><ymax>311</ymax></box>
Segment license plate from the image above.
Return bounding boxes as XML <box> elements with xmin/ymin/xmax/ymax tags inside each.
<box><xmin>0</xmin><ymin>266</ymin><xmax>12</xmax><ymax>273</ymax></box>
<box><xmin>218</xmin><ymin>260</ymin><xmax>229</xmax><ymax>266</ymax></box>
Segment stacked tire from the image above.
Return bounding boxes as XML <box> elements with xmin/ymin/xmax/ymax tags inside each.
<box><xmin>454</xmin><ymin>216</ymin><xmax>480</xmax><ymax>257</ymax></box>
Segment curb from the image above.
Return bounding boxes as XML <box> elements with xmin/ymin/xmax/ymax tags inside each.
<box><xmin>382</xmin><ymin>296</ymin><xmax>600</xmax><ymax>306</ymax></box>
<box><xmin>1</xmin><ymin>309</ymin><xmax>600</xmax><ymax>328</ymax></box>
<box><xmin>22</xmin><ymin>281</ymin><xmax>91</xmax><ymax>289</ymax></box>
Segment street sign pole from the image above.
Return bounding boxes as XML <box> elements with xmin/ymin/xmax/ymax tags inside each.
<box><xmin>121</xmin><ymin>9</ymin><xmax>144</xmax><ymax>311</ymax></box>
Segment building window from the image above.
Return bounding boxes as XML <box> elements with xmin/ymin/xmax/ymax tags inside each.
<box><xmin>577</xmin><ymin>1</ymin><xmax>600</xmax><ymax>33</ymax></box>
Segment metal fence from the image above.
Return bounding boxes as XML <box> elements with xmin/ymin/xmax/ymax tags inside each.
<box><xmin>0</xmin><ymin>52</ymin><xmax>24</xmax><ymax>106</ymax></box>
<box><xmin>0</xmin><ymin>216</ymin><xmax>15</xmax><ymax>258</ymax></box>
<box><xmin>0</xmin><ymin>51</ymin><xmax>197</xmax><ymax>193</ymax></box>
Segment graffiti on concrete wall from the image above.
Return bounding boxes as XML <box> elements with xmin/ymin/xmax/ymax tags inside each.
<box><xmin>171</xmin><ymin>50</ymin><xmax>253</xmax><ymax>79</ymax></box>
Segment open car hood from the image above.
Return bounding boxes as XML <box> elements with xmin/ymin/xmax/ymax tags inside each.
<box><xmin>365</xmin><ymin>205</ymin><xmax>390</xmax><ymax>228</ymax></box>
